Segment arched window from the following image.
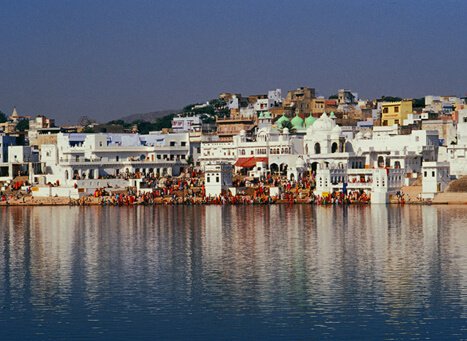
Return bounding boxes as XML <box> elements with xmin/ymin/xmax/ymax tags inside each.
<box><xmin>377</xmin><ymin>156</ymin><xmax>384</xmax><ymax>168</ymax></box>
<box><xmin>331</xmin><ymin>142</ymin><xmax>338</xmax><ymax>153</ymax></box>
<box><xmin>314</xmin><ymin>143</ymin><xmax>321</xmax><ymax>154</ymax></box>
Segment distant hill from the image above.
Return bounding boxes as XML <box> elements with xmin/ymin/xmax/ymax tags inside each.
<box><xmin>119</xmin><ymin>109</ymin><xmax>178</xmax><ymax>123</ymax></box>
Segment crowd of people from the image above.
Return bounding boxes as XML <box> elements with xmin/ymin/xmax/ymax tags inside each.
<box><xmin>62</xmin><ymin>173</ymin><xmax>373</xmax><ymax>206</ymax></box>
<box><xmin>1</xmin><ymin>171</ymin><xmax>410</xmax><ymax>206</ymax></box>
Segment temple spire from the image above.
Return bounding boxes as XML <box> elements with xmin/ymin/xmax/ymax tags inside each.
<box><xmin>11</xmin><ymin>106</ymin><xmax>19</xmax><ymax>118</ymax></box>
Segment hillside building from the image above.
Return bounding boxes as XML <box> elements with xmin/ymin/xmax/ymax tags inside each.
<box><xmin>381</xmin><ymin>100</ymin><xmax>413</xmax><ymax>126</ymax></box>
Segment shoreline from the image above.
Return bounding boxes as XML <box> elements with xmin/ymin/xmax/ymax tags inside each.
<box><xmin>2</xmin><ymin>190</ymin><xmax>467</xmax><ymax>207</ymax></box>
<box><xmin>1</xmin><ymin>198</ymin><xmax>466</xmax><ymax>207</ymax></box>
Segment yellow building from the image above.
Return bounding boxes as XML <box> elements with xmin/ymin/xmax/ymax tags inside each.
<box><xmin>381</xmin><ymin>100</ymin><xmax>413</xmax><ymax>126</ymax></box>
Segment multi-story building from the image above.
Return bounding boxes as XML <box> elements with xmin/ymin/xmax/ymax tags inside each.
<box><xmin>425</xmin><ymin>95</ymin><xmax>463</xmax><ymax>114</ymax></box>
<box><xmin>201</xmin><ymin>114</ymin><xmax>303</xmax><ymax>176</ymax></box>
<box><xmin>337</xmin><ymin>89</ymin><xmax>358</xmax><ymax>105</ymax></box>
<box><xmin>283</xmin><ymin>87</ymin><xmax>316</xmax><ymax>115</ymax></box>
<box><xmin>0</xmin><ymin>135</ymin><xmax>18</xmax><ymax>177</ymax></box>
<box><xmin>252</xmin><ymin>89</ymin><xmax>282</xmax><ymax>113</ymax></box>
<box><xmin>311</xmin><ymin>97</ymin><xmax>326</xmax><ymax>115</ymax></box>
<box><xmin>307</xmin><ymin>113</ymin><xmax>439</xmax><ymax>203</ymax></box>
<box><xmin>171</xmin><ymin>115</ymin><xmax>202</xmax><ymax>132</ymax></box>
<box><xmin>381</xmin><ymin>99</ymin><xmax>413</xmax><ymax>126</ymax></box>
<box><xmin>446</xmin><ymin>108</ymin><xmax>467</xmax><ymax>177</ymax></box>
<box><xmin>28</xmin><ymin>115</ymin><xmax>60</xmax><ymax>147</ymax></box>
<box><xmin>216</xmin><ymin>114</ymin><xmax>256</xmax><ymax>140</ymax></box>
<box><xmin>39</xmin><ymin>132</ymin><xmax>191</xmax><ymax>185</ymax></box>
<box><xmin>8</xmin><ymin>145</ymin><xmax>40</xmax><ymax>181</ymax></box>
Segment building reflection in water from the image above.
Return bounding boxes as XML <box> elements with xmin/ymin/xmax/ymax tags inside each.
<box><xmin>1</xmin><ymin>205</ymin><xmax>467</xmax><ymax>337</ymax></box>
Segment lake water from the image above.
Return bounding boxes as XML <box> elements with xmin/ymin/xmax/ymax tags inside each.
<box><xmin>1</xmin><ymin>205</ymin><xmax>467</xmax><ymax>340</ymax></box>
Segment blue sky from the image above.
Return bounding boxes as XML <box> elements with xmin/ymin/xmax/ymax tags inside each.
<box><xmin>1</xmin><ymin>0</ymin><xmax>466</xmax><ymax>123</ymax></box>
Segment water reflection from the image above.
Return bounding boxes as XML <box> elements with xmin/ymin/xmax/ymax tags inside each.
<box><xmin>0</xmin><ymin>205</ymin><xmax>467</xmax><ymax>339</ymax></box>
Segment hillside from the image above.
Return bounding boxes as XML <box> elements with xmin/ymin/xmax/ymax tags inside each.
<box><xmin>119</xmin><ymin>109</ymin><xmax>178</xmax><ymax>123</ymax></box>
<box><xmin>446</xmin><ymin>176</ymin><xmax>467</xmax><ymax>192</ymax></box>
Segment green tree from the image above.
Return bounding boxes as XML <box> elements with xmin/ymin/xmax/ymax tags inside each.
<box><xmin>209</xmin><ymin>98</ymin><xmax>226</xmax><ymax>108</ymax></box>
<box><xmin>279</xmin><ymin>120</ymin><xmax>296</xmax><ymax>134</ymax></box>
<box><xmin>82</xmin><ymin>126</ymin><xmax>95</xmax><ymax>133</ymax></box>
<box><xmin>186</xmin><ymin>155</ymin><xmax>194</xmax><ymax>166</ymax></box>
<box><xmin>381</xmin><ymin>96</ymin><xmax>402</xmax><ymax>102</ymax></box>
<box><xmin>107</xmin><ymin>119</ymin><xmax>125</xmax><ymax>126</ymax></box>
<box><xmin>135</xmin><ymin>120</ymin><xmax>158</xmax><ymax>134</ymax></box>
<box><xmin>15</xmin><ymin>119</ymin><xmax>29</xmax><ymax>132</ymax></box>
<box><xmin>0</xmin><ymin>111</ymin><xmax>7</xmax><ymax>123</ymax></box>
<box><xmin>413</xmin><ymin>98</ymin><xmax>425</xmax><ymax>108</ymax></box>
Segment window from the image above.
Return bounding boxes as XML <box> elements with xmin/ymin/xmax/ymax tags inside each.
<box><xmin>216</xmin><ymin>176</ymin><xmax>219</xmax><ymax>182</ymax></box>
<box><xmin>394</xmin><ymin>106</ymin><xmax>399</xmax><ymax>113</ymax></box>
<box><xmin>331</xmin><ymin>142</ymin><xmax>338</xmax><ymax>153</ymax></box>
<box><xmin>207</xmin><ymin>176</ymin><xmax>210</xmax><ymax>183</ymax></box>
<box><xmin>432</xmin><ymin>171</ymin><xmax>435</xmax><ymax>177</ymax></box>
<box><xmin>424</xmin><ymin>171</ymin><xmax>427</xmax><ymax>177</ymax></box>
<box><xmin>383</xmin><ymin>108</ymin><xmax>388</xmax><ymax>113</ymax></box>
<box><xmin>181</xmin><ymin>142</ymin><xmax>186</xmax><ymax>147</ymax></box>
<box><xmin>314</xmin><ymin>143</ymin><xmax>321</xmax><ymax>154</ymax></box>
<box><xmin>170</xmin><ymin>141</ymin><xmax>176</xmax><ymax>146</ymax></box>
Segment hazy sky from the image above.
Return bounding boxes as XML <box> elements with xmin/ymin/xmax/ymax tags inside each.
<box><xmin>1</xmin><ymin>0</ymin><xmax>466</xmax><ymax>123</ymax></box>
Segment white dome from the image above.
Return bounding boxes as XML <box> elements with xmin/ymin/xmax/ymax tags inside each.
<box><xmin>282</xmin><ymin>127</ymin><xmax>289</xmax><ymax>134</ymax></box>
<box><xmin>331</xmin><ymin>125</ymin><xmax>342</xmax><ymax>134</ymax></box>
<box><xmin>364</xmin><ymin>131</ymin><xmax>372</xmax><ymax>139</ymax></box>
<box><xmin>312</xmin><ymin>112</ymin><xmax>335</xmax><ymax>132</ymax></box>
<box><xmin>240</xmin><ymin>129</ymin><xmax>246</xmax><ymax>136</ymax></box>
<box><xmin>355</xmin><ymin>132</ymin><xmax>364</xmax><ymax>140</ymax></box>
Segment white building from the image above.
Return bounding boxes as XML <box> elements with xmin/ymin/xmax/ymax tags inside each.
<box><xmin>204</xmin><ymin>163</ymin><xmax>233</xmax><ymax>197</ymax></box>
<box><xmin>315</xmin><ymin>164</ymin><xmax>405</xmax><ymax>204</ymax></box>
<box><xmin>7</xmin><ymin>145</ymin><xmax>40</xmax><ymax>182</ymax></box>
<box><xmin>253</xmin><ymin>89</ymin><xmax>282</xmax><ymax>113</ymax></box>
<box><xmin>447</xmin><ymin>108</ymin><xmax>467</xmax><ymax>177</ymax></box>
<box><xmin>306</xmin><ymin>113</ymin><xmax>440</xmax><ymax>202</ymax></box>
<box><xmin>171</xmin><ymin>115</ymin><xmax>202</xmax><ymax>132</ymax></box>
<box><xmin>199</xmin><ymin>140</ymin><xmax>237</xmax><ymax>166</ymax></box>
<box><xmin>201</xmin><ymin>111</ymin><xmax>445</xmax><ymax>201</ymax></box>
<box><xmin>200</xmin><ymin>112</ymin><xmax>302</xmax><ymax>176</ymax></box>
<box><xmin>421</xmin><ymin>161</ymin><xmax>450</xmax><ymax>199</ymax></box>
<box><xmin>39</xmin><ymin>132</ymin><xmax>191</xmax><ymax>186</ymax></box>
